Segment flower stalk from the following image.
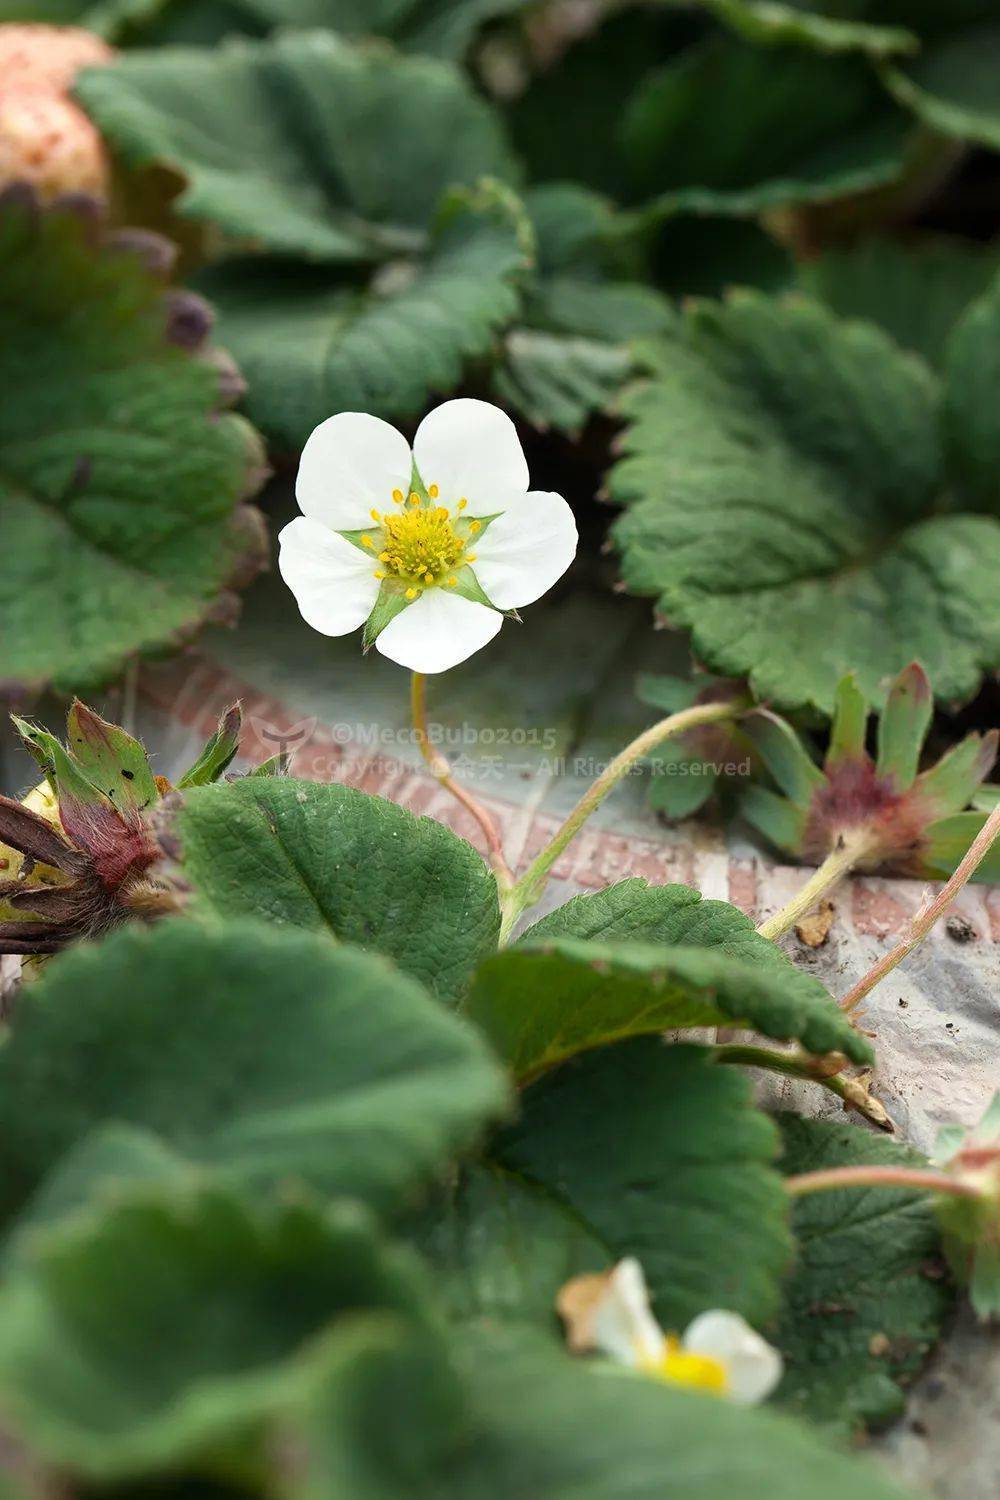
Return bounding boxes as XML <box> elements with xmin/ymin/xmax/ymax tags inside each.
<box><xmin>785</xmin><ymin>1165</ymin><xmax>980</xmax><ymax>1200</ymax></box>
<box><xmin>410</xmin><ymin>672</ymin><xmax>514</xmax><ymax>892</ymax></box>
<box><xmin>712</xmin><ymin>1043</ymin><xmax>892</xmax><ymax>1130</ymax></box>
<box><xmin>499</xmin><ymin>700</ymin><xmax>740</xmax><ymax>941</ymax></box>
<box><xmin>755</xmin><ymin>829</ymin><xmax>875</xmax><ymax>942</ymax></box>
<box><xmin>839</xmin><ymin>799</ymin><xmax>1000</xmax><ymax>1014</ymax></box>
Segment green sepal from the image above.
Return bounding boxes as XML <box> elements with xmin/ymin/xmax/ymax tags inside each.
<box><xmin>176</xmin><ymin>703</ymin><xmax>243</xmax><ymax>788</ymax></box>
<box><xmin>875</xmin><ymin>662</ymin><xmax>932</xmax><ymax>789</ymax></box>
<box><xmin>250</xmin><ymin>753</ymin><xmax>289</xmax><ymax>778</ymax></box>
<box><xmin>447</xmin><ymin>567</ymin><xmax>505</xmax><ymax>615</ymax></box>
<box><xmin>826</xmin><ymin>673</ymin><xmax>868</xmax><ymax>769</ymax></box>
<box><xmin>10</xmin><ymin>719</ymin><xmax>110</xmax><ymax>814</ymax></box>
<box><xmin>741</xmin><ymin>784</ymin><xmax>807</xmax><ymax>856</ymax></box>
<box><xmin>921</xmin><ymin>812</ymin><xmax>1000</xmax><ymax>883</ymax></box>
<box><xmin>972</xmin><ymin>785</ymin><xmax>1000</xmax><ymax>813</ymax></box>
<box><xmin>65</xmin><ymin>702</ymin><xmax>159</xmax><ymax>813</ymax></box>
<box><xmin>915</xmin><ymin>730</ymin><xmax>998</xmax><ymax>820</ymax></box>
<box><xmin>362</xmin><ymin>581</ymin><xmax>413</xmax><ymax>651</ymax></box>
<box><xmin>743</xmin><ymin>711</ymin><xmax>824</xmax><ymax>806</ymax></box>
<box><xmin>648</xmin><ymin>744</ymin><xmax>718</xmax><ymax>819</ymax></box>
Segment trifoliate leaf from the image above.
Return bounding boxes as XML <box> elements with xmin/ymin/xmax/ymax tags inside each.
<box><xmin>609</xmin><ymin>291</ymin><xmax>1000</xmax><ymax>712</ymax></box>
<box><xmin>467</xmin><ymin>934</ymin><xmax>870</xmax><ymax>1080</ymax></box>
<box><xmin>0</xmin><ymin>919</ymin><xmax>508</xmax><ymax>1227</ymax></box>
<box><xmin>0</xmin><ymin>189</ymin><xmax>266</xmax><ymax>699</ymax></box>
<box><xmin>491</xmin><ymin>184</ymin><xmax>673</xmax><ymax>434</ymax></box>
<box><xmin>494</xmin><ymin>1041</ymin><xmax>791</xmax><ymax>1329</ymax></box>
<box><xmin>622</xmin><ymin>37</ymin><xmax>909</xmax><ymax>217</ymax></box>
<box><xmin>287</xmin><ymin>1321</ymin><xmax>922</xmax><ymax>1500</ymax></box>
<box><xmin>176</xmin><ymin>777</ymin><xmax>501</xmax><ymax>1003</ymax></box>
<box><xmin>197</xmin><ymin>184</ymin><xmax>527</xmax><ymax>450</ymax></box>
<box><xmin>75</xmin><ymin>31</ymin><xmax>516</xmax><ymax>261</ymax></box>
<box><xmin>774</xmin><ymin>1115</ymin><xmax>954</xmax><ymax>1437</ymax></box>
<box><xmin>800</xmin><ymin>235</ymin><xmax>1000</xmax><ymax>369</ymax></box>
<box><xmin>505</xmin><ymin>879</ymin><xmax>872</xmax><ymax>1067</ymax></box>
<box><xmin>0</xmin><ymin>1187</ymin><xmax>438</xmax><ymax>1480</ymax></box>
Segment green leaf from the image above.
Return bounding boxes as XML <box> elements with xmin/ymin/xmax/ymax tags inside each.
<box><xmin>412</xmin><ymin>1163</ymin><xmax>608</xmax><ymax>1328</ymax></box>
<box><xmin>945</xmin><ymin>271</ymin><xmax>1000</xmax><ymax>514</ymax></box>
<box><xmin>520</xmin><ymin>877</ymin><xmax>867</xmax><ymax>1055</ymax></box>
<box><xmin>623</xmin><ymin>38</ymin><xmax>909</xmax><ymax>217</ymax></box>
<box><xmin>884</xmin><ymin>24</ymin><xmax>1000</xmax><ymax>152</ymax></box>
<box><xmin>198</xmin><ymin>184</ymin><xmax>527</xmax><ymax>451</ymax></box>
<box><xmin>0</xmin><ymin>191</ymin><xmax>265</xmax><ymax>698</ymax></box>
<box><xmin>177</xmin><ymin>777</ymin><xmax>501</xmax><ymax>1003</ymax></box>
<box><xmin>0</xmin><ymin>919</ymin><xmax>508</xmax><ymax>1226</ymax></box>
<box><xmin>774</xmin><ymin>1115</ymin><xmax>955</xmax><ymax>1437</ymax></box>
<box><xmin>76</xmin><ymin>31</ymin><xmax>516</xmax><ymax>262</ymax></box>
<box><xmin>0</xmin><ymin>1186</ymin><xmax>438</xmax><ymax>1480</ymax></box>
<box><xmin>492</xmin><ymin>185</ymin><xmax>673</xmax><ymax>434</ymax></box>
<box><xmin>609</xmin><ymin>291</ymin><xmax>1000</xmax><ymax>712</ymax></box>
<box><xmin>176</xmin><ymin>703</ymin><xmax>242</xmax><ymax>788</ymax></box>
<box><xmin>699</xmin><ymin>0</ymin><xmax>916</xmax><ymax>58</ymax></box>
<box><xmin>495</xmin><ymin>1041</ymin><xmax>792</xmax><ymax>1329</ymax></box>
<box><xmin>288</xmin><ymin>1321</ymin><xmax>921</xmax><ymax>1500</ymax></box>
<box><xmin>800</xmin><ymin>235</ymin><xmax>1000</xmax><ymax>369</ymax></box>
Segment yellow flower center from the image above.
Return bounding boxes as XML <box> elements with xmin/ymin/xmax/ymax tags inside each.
<box><xmin>359</xmin><ymin>485</ymin><xmax>480</xmax><ymax>598</ymax></box>
<box><xmin>641</xmin><ymin>1337</ymin><xmax>729</xmax><ymax>1396</ymax></box>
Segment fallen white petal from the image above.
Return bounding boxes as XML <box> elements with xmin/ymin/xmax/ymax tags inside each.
<box><xmin>589</xmin><ymin>1258</ymin><xmax>666</xmax><ymax>1369</ymax></box>
<box><xmin>278</xmin><ymin>517</ymin><xmax>380</xmax><ymax>637</ymax></box>
<box><xmin>413</xmin><ymin>398</ymin><xmax>529</xmax><ymax>515</ymax></box>
<box><xmin>375</xmin><ymin>588</ymin><xmax>503</xmax><ymax>673</ymax></box>
<box><xmin>683</xmin><ymin>1310</ymin><xmax>783</xmax><ymax>1405</ymax></box>
<box><xmin>472</xmin><ymin>490</ymin><xmax>578</xmax><ymax>609</ymax></box>
<box><xmin>296</xmin><ymin>411</ymin><xmax>412</xmax><ymax>532</ymax></box>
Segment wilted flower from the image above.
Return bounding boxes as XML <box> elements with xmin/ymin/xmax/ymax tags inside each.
<box><xmin>557</xmin><ymin>1257</ymin><xmax>783</xmax><ymax>1404</ymax></box>
<box><xmin>279</xmin><ymin>399</ymin><xmax>578</xmax><ymax>673</ymax></box>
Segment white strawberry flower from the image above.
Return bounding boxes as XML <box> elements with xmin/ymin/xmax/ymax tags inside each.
<box><xmin>558</xmin><ymin>1258</ymin><xmax>783</xmax><ymax>1405</ymax></box>
<box><xmin>279</xmin><ymin>399</ymin><xmax>578</xmax><ymax>674</ymax></box>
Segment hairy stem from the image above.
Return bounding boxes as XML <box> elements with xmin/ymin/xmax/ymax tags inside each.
<box><xmin>786</xmin><ymin>1165</ymin><xmax>978</xmax><ymax>1199</ymax></box>
<box><xmin>713</xmin><ymin>1043</ymin><xmax>892</xmax><ymax>1130</ymax></box>
<box><xmin>501</xmin><ymin>701</ymin><xmax>738</xmax><ymax>937</ymax></box>
<box><xmin>756</xmin><ymin>832</ymin><xmax>873</xmax><ymax>942</ymax></box>
<box><xmin>840</xmin><ymin>800</ymin><xmax>1000</xmax><ymax>1014</ymax></box>
<box><xmin>410</xmin><ymin>672</ymin><xmax>514</xmax><ymax>891</ymax></box>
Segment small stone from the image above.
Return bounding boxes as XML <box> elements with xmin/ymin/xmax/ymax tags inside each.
<box><xmin>868</xmin><ymin>1332</ymin><xmax>891</xmax><ymax>1357</ymax></box>
<box><xmin>795</xmin><ymin>899</ymin><xmax>835</xmax><ymax>948</ymax></box>
<box><xmin>945</xmin><ymin>914</ymin><xmax>976</xmax><ymax>943</ymax></box>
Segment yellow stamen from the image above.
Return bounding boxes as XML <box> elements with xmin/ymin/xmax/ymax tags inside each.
<box><xmin>378</xmin><ymin>551</ymin><xmax>391</xmax><ymax>562</ymax></box>
<box><xmin>643</xmin><ymin>1338</ymin><xmax>728</xmax><ymax>1397</ymax></box>
<box><xmin>457</xmin><ymin>497</ymin><xmax>468</xmax><ymax>511</ymax></box>
<box><xmin>448</xmin><ymin>576</ymin><xmax>458</xmax><ymax>586</ymax></box>
<box><xmin>435</xmin><ymin>507</ymin><xmax>449</xmax><ymax>520</ymax></box>
<box><xmin>373</xmin><ymin>570</ymin><xmax>384</xmax><ymax>580</ymax></box>
<box><xmin>466</xmin><ymin>553</ymin><xmax>477</xmax><ymax>563</ymax></box>
<box><xmin>405</xmin><ymin>587</ymin><xmax>417</xmax><ymax>599</ymax></box>
<box><xmin>469</xmin><ymin>520</ymin><xmax>481</xmax><ymax>532</ymax></box>
<box><xmin>361</xmin><ymin>535</ymin><xmax>373</xmax><ymax>549</ymax></box>
<box><xmin>424</xmin><ymin>572</ymin><xmax>434</xmax><ymax>583</ymax></box>
<box><xmin>429</xmin><ymin>483</ymin><xmax>439</xmax><ymax>498</ymax></box>
<box><xmin>392</xmin><ymin>488</ymin><xmax>404</xmax><ymax>504</ymax></box>
<box><xmin>370</xmin><ymin>508</ymin><xmax>381</xmax><ymax>521</ymax></box>
<box><xmin>408</xmin><ymin>492</ymin><xmax>420</xmax><ymax>506</ymax></box>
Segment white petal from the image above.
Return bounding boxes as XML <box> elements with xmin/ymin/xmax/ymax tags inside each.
<box><xmin>278</xmin><ymin>517</ymin><xmax>380</xmax><ymax>637</ymax></box>
<box><xmin>296</xmin><ymin>411</ymin><xmax>412</xmax><ymax>531</ymax></box>
<box><xmin>472</xmin><ymin>490</ymin><xmax>578</xmax><ymax>609</ymax></box>
<box><xmin>375</xmin><ymin>588</ymin><xmax>503</xmax><ymax>674</ymax></box>
<box><xmin>413</xmin><ymin>398</ymin><xmax>529</xmax><ymax>515</ymax></box>
<box><xmin>683</xmin><ymin>1311</ymin><xmax>783</xmax><ymax>1406</ymax></box>
<box><xmin>589</xmin><ymin>1259</ymin><xmax>665</xmax><ymax>1369</ymax></box>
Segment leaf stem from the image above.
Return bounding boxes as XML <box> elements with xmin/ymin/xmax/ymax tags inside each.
<box><xmin>785</xmin><ymin>1165</ymin><xmax>978</xmax><ymax>1199</ymax></box>
<box><xmin>410</xmin><ymin>672</ymin><xmax>514</xmax><ymax>892</ymax></box>
<box><xmin>839</xmin><ymin>799</ymin><xmax>1000</xmax><ymax>1014</ymax></box>
<box><xmin>755</xmin><ymin>831</ymin><xmax>874</xmax><ymax>942</ymax></box>
<box><xmin>712</xmin><ymin>1043</ymin><xmax>892</xmax><ymax>1130</ymax></box>
<box><xmin>499</xmin><ymin>701</ymin><xmax>738</xmax><ymax>939</ymax></box>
